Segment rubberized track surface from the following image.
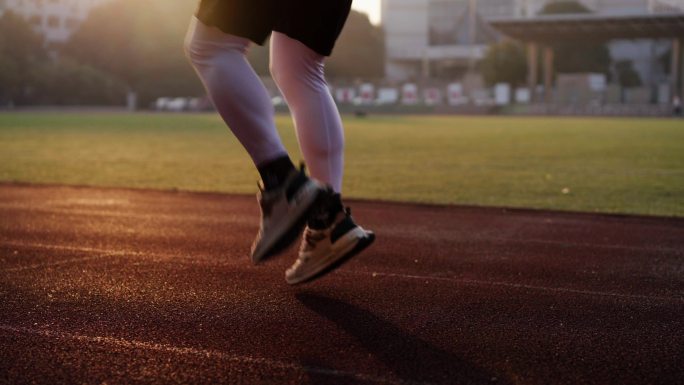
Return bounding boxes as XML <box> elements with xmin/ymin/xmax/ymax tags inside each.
<box><xmin>1</xmin><ymin>184</ymin><xmax>682</xmax><ymax>385</ymax></box>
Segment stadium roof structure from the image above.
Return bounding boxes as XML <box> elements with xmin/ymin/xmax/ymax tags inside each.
<box><xmin>488</xmin><ymin>13</ymin><xmax>684</xmax><ymax>103</ymax></box>
<box><xmin>489</xmin><ymin>13</ymin><xmax>684</xmax><ymax>42</ymax></box>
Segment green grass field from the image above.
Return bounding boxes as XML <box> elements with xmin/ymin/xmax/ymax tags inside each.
<box><xmin>1</xmin><ymin>112</ymin><xmax>682</xmax><ymax>217</ymax></box>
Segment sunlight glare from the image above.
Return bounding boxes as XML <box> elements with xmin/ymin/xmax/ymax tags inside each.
<box><xmin>351</xmin><ymin>0</ymin><xmax>381</xmax><ymax>25</ymax></box>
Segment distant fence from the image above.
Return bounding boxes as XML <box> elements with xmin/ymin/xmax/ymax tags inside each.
<box><xmin>514</xmin><ymin>104</ymin><xmax>674</xmax><ymax>117</ymax></box>
<box><xmin>152</xmin><ymin>75</ymin><xmax>681</xmax><ymax>117</ymax></box>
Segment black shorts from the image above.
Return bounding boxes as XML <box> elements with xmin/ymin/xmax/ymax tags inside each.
<box><xmin>195</xmin><ymin>0</ymin><xmax>352</xmax><ymax>56</ymax></box>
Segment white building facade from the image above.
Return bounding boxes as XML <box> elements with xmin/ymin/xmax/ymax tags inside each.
<box><xmin>383</xmin><ymin>0</ymin><xmax>684</xmax><ymax>82</ymax></box>
<box><xmin>0</xmin><ymin>0</ymin><xmax>111</xmax><ymax>44</ymax></box>
<box><xmin>383</xmin><ymin>0</ymin><xmax>525</xmax><ymax>80</ymax></box>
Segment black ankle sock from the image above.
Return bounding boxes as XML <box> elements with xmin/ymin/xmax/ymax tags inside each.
<box><xmin>308</xmin><ymin>190</ymin><xmax>344</xmax><ymax>229</ymax></box>
<box><xmin>257</xmin><ymin>156</ymin><xmax>295</xmax><ymax>190</ymax></box>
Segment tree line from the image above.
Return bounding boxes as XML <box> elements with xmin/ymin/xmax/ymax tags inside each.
<box><xmin>0</xmin><ymin>0</ymin><xmax>384</xmax><ymax>107</ymax></box>
<box><xmin>4</xmin><ymin>0</ymin><xmax>644</xmax><ymax>107</ymax></box>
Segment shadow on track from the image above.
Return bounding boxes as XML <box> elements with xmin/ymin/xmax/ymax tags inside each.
<box><xmin>296</xmin><ymin>293</ymin><xmax>505</xmax><ymax>385</ymax></box>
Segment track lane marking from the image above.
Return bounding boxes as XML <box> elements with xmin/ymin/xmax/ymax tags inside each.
<box><xmin>489</xmin><ymin>237</ymin><xmax>684</xmax><ymax>254</ymax></box>
<box><xmin>3</xmin><ymin>256</ymin><xmax>110</xmax><ymax>272</ymax></box>
<box><xmin>0</xmin><ymin>324</ymin><xmax>421</xmax><ymax>385</ymax></box>
<box><xmin>0</xmin><ymin>241</ymin><xmax>245</xmax><ymax>272</ymax></box>
<box><xmin>2</xmin><ymin>241</ymin><xmax>683</xmax><ymax>303</ymax></box>
<box><xmin>346</xmin><ymin>271</ymin><xmax>684</xmax><ymax>303</ymax></box>
<box><xmin>0</xmin><ymin>203</ymin><xmax>252</xmax><ymax>225</ymax></box>
<box><xmin>2</xmin><ymin>204</ymin><xmax>682</xmax><ymax>254</ymax></box>
<box><xmin>0</xmin><ymin>242</ymin><xmax>138</xmax><ymax>272</ymax></box>
<box><xmin>0</xmin><ymin>242</ymin><xmax>147</xmax><ymax>272</ymax></box>
<box><xmin>1</xmin><ymin>241</ymin><xmax>146</xmax><ymax>257</ymax></box>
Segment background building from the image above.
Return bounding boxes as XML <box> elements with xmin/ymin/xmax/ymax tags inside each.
<box><xmin>383</xmin><ymin>0</ymin><xmax>525</xmax><ymax>81</ymax></box>
<box><xmin>0</xmin><ymin>0</ymin><xmax>111</xmax><ymax>44</ymax></box>
<box><xmin>505</xmin><ymin>0</ymin><xmax>684</xmax><ymax>17</ymax></box>
<box><xmin>383</xmin><ymin>0</ymin><xmax>684</xmax><ymax>83</ymax></box>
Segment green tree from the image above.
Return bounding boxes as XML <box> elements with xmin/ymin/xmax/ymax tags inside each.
<box><xmin>539</xmin><ymin>1</ymin><xmax>611</xmax><ymax>75</ymax></box>
<box><xmin>0</xmin><ymin>11</ymin><xmax>46</xmax><ymax>105</ymax></box>
<box><xmin>480</xmin><ymin>40</ymin><xmax>527</xmax><ymax>87</ymax></box>
<box><xmin>30</xmin><ymin>57</ymin><xmax>127</xmax><ymax>105</ymax></box>
<box><xmin>614</xmin><ymin>60</ymin><xmax>642</xmax><ymax>88</ymax></box>
<box><xmin>539</xmin><ymin>1</ymin><xmax>591</xmax><ymax>14</ymax></box>
<box><xmin>327</xmin><ymin>11</ymin><xmax>385</xmax><ymax>79</ymax></box>
<box><xmin>66</xmin><ymin>2</ymin><xmax>382</xmax><ymax>107</ymax></box>
<box><xmin>65</xmin><ymin>0</ymin><xmax>203</xmax><ymax>106</ymax></box>
<box><xmin>247</xmin><ymin>44</ymin><xmax>271</xmax><ymax>76</ymax></box>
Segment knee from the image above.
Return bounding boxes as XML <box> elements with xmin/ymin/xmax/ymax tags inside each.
<box><xmin>184</xmin><ymin>35</ymin><xmax>224</xmax><ymax>70</ymax></box>
<box><xmin>183</xmin><ymin>27</ymin><xmax>209</xmax><ymax>67</ymax></box>
<box><xmin>270</xmin><ymin>55</ymin><xmax>326</xmax><ymax>94</ymax></box>
<box><xmin>184</xmin><ymin>19</ymin><xmax>248</xmax><ymax>68</ymax></box>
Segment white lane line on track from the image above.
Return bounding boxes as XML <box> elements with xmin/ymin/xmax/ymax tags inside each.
<box><xmin>0</xmin><ymin>241</ymin><xmax>246</xmax><ymax>273</ymax></box>
<box><xmin>3</xmin><ymin>241</ymin><xmax>682</xmax><ymax>303</ymax></box>
<box><xmin>2</xmin><ymin>203</ymin><xmax>682</xmax><ymax>254</ymax></box>
<box><xmin>0</xmin><ymin>324</ymin><xmax>421</xmax><ymax>385</ymax></box>
<box><xmin>0</xmin><ymin>242</ymin><xmax>147</xmax><ymax>272</ymax></box>
<box><xmin>0</xmin><ymin>203</ymin><xmax>252</xmax><ymax>225</ymax></box>
<box><xmin>490</xmin><ymin>237</ymin><xmax>684</xmax><ymax>255</ymax></box>
<box><xmin>3</xmin><ymin>256</ymin><xmax>110</xmax><ymax>272</ymax></box>
<box><xmin>347</xmin><ymin>271</ymin><xmax>684</xmax><ymax>303</ymax></box>
<box><xmin>1</xmin><ymin>241</ymin><xmax>145</xmax><ymax>256</ymax></box>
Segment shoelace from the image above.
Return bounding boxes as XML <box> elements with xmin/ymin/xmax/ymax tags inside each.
<box><xmin>299</xmin><ymin>208</ymin><xmax>353</xmax><ymax>255</ymax></box>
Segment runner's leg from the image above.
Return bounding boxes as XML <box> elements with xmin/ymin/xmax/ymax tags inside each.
<box><xmin>186</xmin><ymin>16</ymin><xmax>324</xmax><ymax>263</ymax></box>
<box><xmin>269</xmin><ymin>32</ymin><xmax>345</xmax><ymax>193</ymax></box>
<box><xmin>184</xmin><ymin>17</ymin><xmax>287</xmax><ymax>168</ymax></box>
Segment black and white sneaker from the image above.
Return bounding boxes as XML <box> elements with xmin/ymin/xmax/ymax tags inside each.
<box><xmin>285</xmin><ymin>207</ymin><xmax>374</xmax><ymax>285</ymax></box>
<box><xmin>250</xmin><ymin>165</ymin><xmax>325</xmax><ymax>264</ymax></box>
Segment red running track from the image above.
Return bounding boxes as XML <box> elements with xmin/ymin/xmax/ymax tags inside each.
<box><xmin>0</xmin><ymin>183</ymin><xmax>683</xmax><ymax>385</ymax></box>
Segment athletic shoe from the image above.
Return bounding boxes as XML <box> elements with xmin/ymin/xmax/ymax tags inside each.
<box><xmin>285</xmin><ymin>208</ymin><xmax>374</xmax><ymax>285</ymax></box>
<box><xmin>250</xmin><ymin>165</ymin><xmax>325</xmax><ymax>264</ymax></box>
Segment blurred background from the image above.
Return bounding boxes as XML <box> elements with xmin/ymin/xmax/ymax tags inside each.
<box><xmin>1</xmin><ymin>0</ymin><xmax>683</xmax><ymax>116</ymax></box>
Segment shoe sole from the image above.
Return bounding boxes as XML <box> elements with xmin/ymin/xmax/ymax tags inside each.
<box><xmin>286</xmin><ymin>229</ymin><xmax>375</xmax><ymax>285</ymax></box>
<box><xmin>251</xmin><ymin>181</ymin><xmax>323</xmax><ymax>264</ymax></box>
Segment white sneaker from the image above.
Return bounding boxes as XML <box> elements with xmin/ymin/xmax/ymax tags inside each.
<box><xmin>285</xmin><ymin>208</ymin><xmax>374</xmax><ymax>285</ymax></box>
<box><xmin>250</xmin><ymin>166</ymin><xmax>324</xmax><ymax>264</ymax></box>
